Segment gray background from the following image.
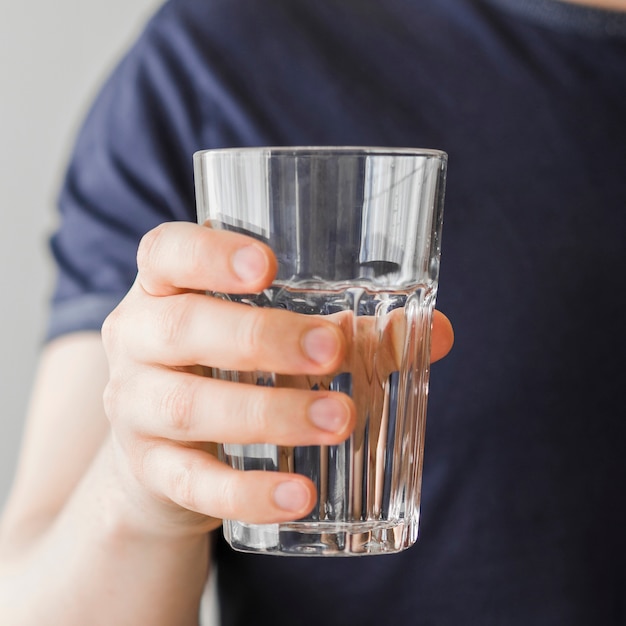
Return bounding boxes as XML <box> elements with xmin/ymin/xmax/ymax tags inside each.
<box><xmin>0</xmin><ymin>0</ymin><xmax>160</xmax><ymax>509</ymax></box>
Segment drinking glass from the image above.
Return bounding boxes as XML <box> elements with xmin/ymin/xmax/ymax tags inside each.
<box><xmin>194</xmin><ymin>146</ymin><xmax>447</xmax><ymax>556</ymax></box>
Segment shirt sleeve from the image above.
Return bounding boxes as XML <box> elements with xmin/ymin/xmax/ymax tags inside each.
<box><xmin>45</xmin><ymin>2</ymin><xmax>205</xmax><ymax>341</ymax></box>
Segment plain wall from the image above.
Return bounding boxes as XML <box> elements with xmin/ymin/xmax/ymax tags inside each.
<box><xmin>0</xmin><ymin>0</ymin><xmax>160</xmax><ymax>509</ymax></box>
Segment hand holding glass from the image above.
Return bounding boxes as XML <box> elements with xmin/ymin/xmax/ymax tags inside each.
<box><xmin>194</xmin><ymin>147</ymin><xmax>447</xmax><ymax>556</ymax></box>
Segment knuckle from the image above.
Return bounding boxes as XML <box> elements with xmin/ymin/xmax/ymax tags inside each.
<box><xmin>160</xmin><ymin>378</ymin><xmax>196</xmax><ymax>436</ymax></box>
<box><xmin>136</xmin><ymin>223</ymin><xmax>167</xmax><ymax>275</ymax></box>
<box><xmin>236</xmin><ymin>307</ymin><xmax>269</xmax><ymax>366</ymax></box>
<box><xmin>127</xmin><ymin>438</ymin><xmax>152</xmax><ymax>485</ymax></box>
<box><xmin>186</xmin><ymin>230</ymin><xmax>209</xmax><ymax>275</ymax></box>
<box><xmin>155</xmin><ymin>297</ymin><xmax>190</xmax><ymax>348</ymax></box>
<box><xmin>213</xmin><ymin>472</ymin><xmax>239</xmax><ymax>517</ymax></box>
<box><xmin>102</xmin><ymin>376</ymin><xmax>124</xmax><ymax>425</ymax></box>
<box><xmin>101</xmin><ymin>306</ymin><xmax>123</xmax><ymax>354</ymax></box>
<box><xmin>170</xmin><ymin>460</ymin><xmax>200</xmax><ymax>511</ymax></box>
<box><xmin>241</xmin><ymin>388</ymin><xmax>271</xmax><ymax>437</ymax></box>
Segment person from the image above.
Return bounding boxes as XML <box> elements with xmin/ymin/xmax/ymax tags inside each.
<box><xmin>1</xmin><ymin>0</ymin><xmax>625</xmax><ymax>624</ymax></box>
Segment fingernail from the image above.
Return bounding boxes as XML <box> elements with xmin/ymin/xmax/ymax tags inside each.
<box><xmin>302</xmin><ymin>326</ymin><xmax>339</xmax><ymax>365</ymax></box>
<box><xmin>273</xmin><ymin>481</ymin><xmax>310</xmax><ymax>512</ymax></box>
<box><xmin>309</xmin><ymin>397</ymin><xmax>349</xmax><ymax>433</ymax></box>
<box><xmin>231</xmin><ymin>245</ymin><xmax>267</xmax><ymax>284</ymax></box>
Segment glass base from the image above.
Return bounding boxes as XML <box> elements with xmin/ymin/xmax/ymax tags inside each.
<box><xmin>223</xmin><ymin>518</ymin><xmax>419</xmax><ymax>556</ymax></box>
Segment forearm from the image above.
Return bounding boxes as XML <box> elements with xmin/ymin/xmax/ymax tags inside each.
<box><xmin>0</xmin><ymin>440</ymin><xmax>211</xmax><ymax>626</ymax></box>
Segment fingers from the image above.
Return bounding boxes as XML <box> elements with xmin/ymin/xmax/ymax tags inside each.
<box><xmin>128</xmin><ymin>222</ymin><xmax>452</xmax><ymax>373</ymax></box>
<box><xmin>431</xmin><ymin>310</ymin><xmax>454</xmax><ymax>363</ymax></box>
<box><xmin>105</xmin><ymin>368</ymin><xmax>355</xmax><ymax>446</ymax></box>
<box><xmin>107</xmin><ymin>291</ymin><xmax>345</xmax><ymax>375</ymax></box>
<box><xmin>108</xmin><ymin>288</ymin><xmax>449</xmax><ymax>375</ymax></box>
<box><xmin>102</xmin><ymin>221</ymin><xmax>455</xmax><ymax>532</ymax></box>
<box><xmin>109</xmin><ymin>221</ymin><xmax>345</xmax><ymax>375</ymax></box>
<box><xmin>102</xmin><ymin>222</ymin><xmax>352</xmax><ymax>529</ymax></box>
<box><xmin>138</xmin><ymin>443</ymin><xmax>317</xmax><ymax>524</ymax></box>
<box><xmin>136</xmin><ymin>221</ymin><xmax>277</xmax><ymax>296</ymax></box>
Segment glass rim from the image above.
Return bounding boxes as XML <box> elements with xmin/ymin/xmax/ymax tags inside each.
<box><xmin>194</xmin><ymin>145</ymin><xmax>447</xmax><ymax>160</ymax></box>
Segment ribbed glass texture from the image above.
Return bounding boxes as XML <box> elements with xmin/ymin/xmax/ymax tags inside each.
<box><xmin>194</xmin><ymin>147</ymin><xmax>447</xmax><ymax>556</ymax></box>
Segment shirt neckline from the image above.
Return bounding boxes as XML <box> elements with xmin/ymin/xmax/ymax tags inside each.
<box><xmin>483</xmin><ymin>0</ymin><xmax>626</xmax><ymax>38</ymax></box>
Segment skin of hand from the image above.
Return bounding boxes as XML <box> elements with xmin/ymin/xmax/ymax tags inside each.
<box><xmin>0</xmin><ymin>220</ymin><xmax>452</xmax><ymax>625</ymax></box>
<box><xmin>101</xmin><ymin>221</ymin><xmax>454</xmax><ymax>537</ymax></box>
<box><xmin>564</xmin><ymin>0</ymin><xmax>626</xmax><ymax>9</ymax></box>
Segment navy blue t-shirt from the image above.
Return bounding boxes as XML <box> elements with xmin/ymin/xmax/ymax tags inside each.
<box><xmin>48</xmin><ymin>0</ymin><xmax>626</xmax><ymax>624</ymax></box>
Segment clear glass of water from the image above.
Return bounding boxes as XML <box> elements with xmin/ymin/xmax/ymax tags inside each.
<box><xmin>194</xmin><ymin>147</ymin><xmax>447</xmax><ymax>556</ymax></box>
